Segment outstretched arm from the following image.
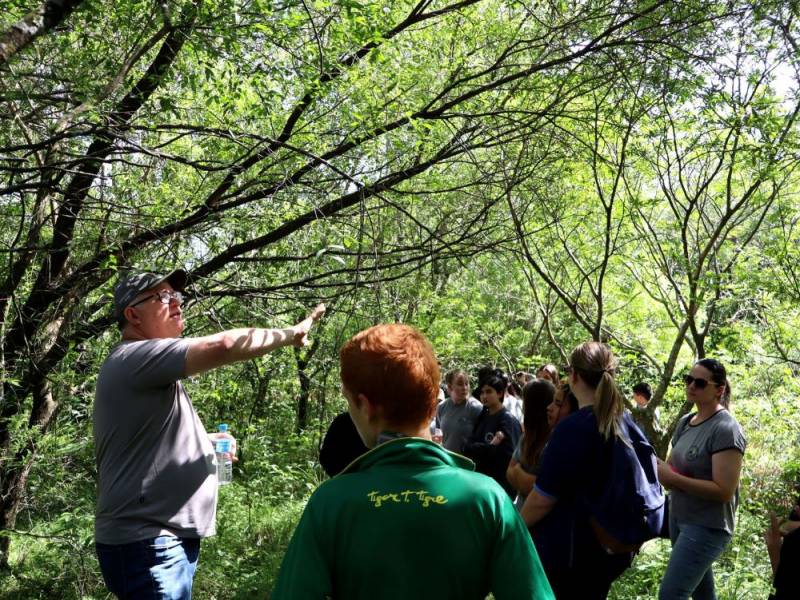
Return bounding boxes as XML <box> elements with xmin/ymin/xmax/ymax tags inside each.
<box><xmin>184</xmin><ymin>304</ymin><xmax>325</xmax><ymax>376</ymax></box>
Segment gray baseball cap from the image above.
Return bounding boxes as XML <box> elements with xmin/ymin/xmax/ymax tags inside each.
<box><xmin>113</xmin><ymin>269</ymin><xmax>188</xmax><ymax>316</ymax></box>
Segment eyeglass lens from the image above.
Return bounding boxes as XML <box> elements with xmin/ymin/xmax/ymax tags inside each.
<box><xmin>684</xmin><ymin>375</ymin><xmax>708</xmax><ymax>389</ymax></box>
<box><xmin>158</xmin><ymin>291</ymin><xmax>183</xmax><ymax>304</ymax></box>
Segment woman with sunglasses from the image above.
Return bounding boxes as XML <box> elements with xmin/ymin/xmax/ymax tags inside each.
<box><xmin>656</xmin><ymin>359</ymin><xmax>747</xmax><ymax>600</ymax></box>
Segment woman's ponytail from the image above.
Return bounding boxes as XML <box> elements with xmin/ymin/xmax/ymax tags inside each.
<box><xmin>570</xmin><ymin>342</ymin><xmax>625</xmax><ymax>440</ymax></box>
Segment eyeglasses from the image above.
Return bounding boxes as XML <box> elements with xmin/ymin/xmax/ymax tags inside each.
<box><xmin>683</xmin><ymin>374</ymin><xmax>718</xmax><ymax>390</ymax></box>
<box><xmin>129</xmin><ymin>290</ymin><xmax>184</xmax><ymax>308</ymax></box>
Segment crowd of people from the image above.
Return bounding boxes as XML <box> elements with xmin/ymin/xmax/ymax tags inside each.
<box><xmin>313</xmin><ymin>349</ymin><xmax>800</xmax><ymax>599</ymax></box>
<box><xmin>93</xmin><ymin>269</ymin><xmax>796</xmax><ymax>600</ymax></box>
<box><xmin>307</xmin><ymin>342</ymin><xmax>777</xmax><ymax>599</ymax></box>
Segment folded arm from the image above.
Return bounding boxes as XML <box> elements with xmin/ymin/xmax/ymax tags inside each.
<box><xmin>507</xmin><ymin>459</ymin><xmax>536</xmax><ymax>496</ymax></box>
<box><xmin>657</xmin><ymin>449</ymin><xmax>743</xmax><ymax>503</ymax></box>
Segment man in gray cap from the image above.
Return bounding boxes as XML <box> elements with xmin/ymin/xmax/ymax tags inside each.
<box><xmin>93</xmin><ymin>269</ymin><xmax>324</xmax><ymax>599</ymax></box>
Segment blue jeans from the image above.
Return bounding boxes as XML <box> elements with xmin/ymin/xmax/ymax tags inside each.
<box><xmin>96</xmin><ymin>536</ymin><xmax>201</xmax><ymax>599</ymax></box>
<box><xmin>659</xmin><ymin>518</ymin><xmax>731</xmax><ymax>600</ymax></box>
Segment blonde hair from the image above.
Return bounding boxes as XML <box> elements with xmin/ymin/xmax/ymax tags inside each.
<box><xmin>569</xmin><ymin>342</ymin><xmax>625</xmax><ymax>440</ymax></box>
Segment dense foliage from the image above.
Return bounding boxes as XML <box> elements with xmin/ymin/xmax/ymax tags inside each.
<box><xmin>2</xmin><ymin>0</ymin><xmax>800</xmax><ymax>597</ymax></box>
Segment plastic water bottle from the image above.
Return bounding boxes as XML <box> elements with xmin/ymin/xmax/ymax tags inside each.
<box><xmin>429</xmin><ymin>420</ymin><xmax>443</xmax><ymax>444</ymax></box>
<box><xmin>215</xmin><ymin>439</ymin><xmax>233</xmax><ymax>485</ymax></box>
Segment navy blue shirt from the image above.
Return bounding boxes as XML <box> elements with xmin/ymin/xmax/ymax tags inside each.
<box><xmin>531</xmin><ymin>406</ymin><xmax>611</xmax><ymax>570</ymax></box>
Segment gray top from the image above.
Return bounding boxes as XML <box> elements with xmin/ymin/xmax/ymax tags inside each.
<box><xmin>437</xmin><ymin>397</ymin><xmax>483</xmax><ymax>453</ymax></box>
<box><xmin>512</xmin><ymin>438</ymin><xmax>542</xmax><ymax>476</ymax></box>
<box><xmin>512</xmin><ymin>437</ymin><xmax>542</xmax><ymax>509</ymax></box>
<box><xmin>669</xmin><ymin>409</ymin><xmax>746</xmax><ymax>535</ymax></box>
<box><xmin>93</xmin><ymin>338</ymin><xmax>218</xmax><ymax>544</ymax></box>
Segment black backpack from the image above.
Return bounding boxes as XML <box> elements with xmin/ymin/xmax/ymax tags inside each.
<box><xmin>584</xmin><ymin>412</ymin><xmax>666</xmax><ymax>553</ymax></box>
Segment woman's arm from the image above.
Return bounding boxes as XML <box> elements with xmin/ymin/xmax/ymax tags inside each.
<box><xmin>657</xmin><ymin>449</ymin><xmax>743</xmax><ymax>503</ymax></box>
<box><xmin>520</xmin><ymin>489</ymin><xmax>556</xmax><ymax>527</ymax></box>
<box><xmin>506</xmin><ymin>458</ymin><xmax>537</xmax><ymax>496</ymax></box>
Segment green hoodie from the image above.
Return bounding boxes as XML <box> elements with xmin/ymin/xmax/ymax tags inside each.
<box><xmin>271</xmin><ymin>437</ymin><xmax>554</xmax><ymax>599</ymax></box>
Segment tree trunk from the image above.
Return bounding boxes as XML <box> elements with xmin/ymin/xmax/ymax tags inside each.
<box><xmin>0</xmin><ymin>380</ymin><xmax>57</xmax><ymax>569</ymax></box>
<box><xmin>0</xmin><ymin>0</ymin><xmax>84</xmax><ymax>68</ymax></box>
<box><xmin>294</xmin><ymin>338</ymin><xmax>319</xmax><ymax>433</ymax></box>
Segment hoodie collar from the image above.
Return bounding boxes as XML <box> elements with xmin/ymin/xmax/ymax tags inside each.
<box><xmin>339</xmin><ymin>436</ymin><xmax>475</xmax><ymax>475</ymax></box>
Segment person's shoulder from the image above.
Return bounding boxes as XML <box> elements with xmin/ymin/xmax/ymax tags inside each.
<box><xmin>499</xmin><ymin>408</ymin><xmax>521</xmax><ymax>429</ymax></box>
<box><xmin>711</xmin><ymin>409</ymin><xmax>746</xmax><ymax>440</ymax></box>
<box><xmin>558</xmin><ymin>406</ymin><xmax>596</xmax><ymax>431</ymax></box>
<box><xmin>114</xmin><ymin>337</ymin><xmax>186</xmax><ymax>355</ymax></box>
<box><xmin>307</xmin><ymin>474</ymin><xmax>358</xmax><ymax>506</ymax></box>
<box><xmin>459</xmin><ymin>468</ymin><xmax>514</xmax><ymax>500</ymax></box>
<box><xmin>467</xmin><ymin>397</ymin><xmax>482</xmax><ymax>410</ymax></box>
<box><xmin>714</xmin><ymin>408</ymin><xmax>741</xmax><ymax>426</ymax></box>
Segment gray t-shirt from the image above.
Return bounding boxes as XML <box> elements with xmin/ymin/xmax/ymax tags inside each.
<box><xmin>512</xmin><ymin>437</ymin><xmax>542</xmax><ymax>509</ymax></box>
<box><xmin>93</xmin><ymin>338</ymin><xmax>218</xmax><ymax>544</ymax></box>
<box><xmin>669</xmin><ymin>409</ymin><xmax>746</xmax><ymax>535</ymax></box>
<box><xmin>437</xmin><ymin>397</ymin><xmax>483</xmax><ymax>453</ymax></box>
<box><xmin>512</xmin><ymin>438</ymin><xmax>542</xmax><ymax>476</ymax></box>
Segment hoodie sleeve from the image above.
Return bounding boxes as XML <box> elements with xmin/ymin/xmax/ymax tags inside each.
<box><xmin>270</xmin><ymin>496</ymin><xmax>332</xmax><ymax>599</ymax></box>
<box><xmin>490</xmin><ymin>493</ymin><xmax>555</xmax><ymax>600</ymax></box>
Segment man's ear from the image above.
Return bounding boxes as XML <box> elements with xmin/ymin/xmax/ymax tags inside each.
<box><xmin>358</xmin><ymin>393</ymin><xmax>381</xmax><ymax>420</ymax></box>
<box><xmin>123</xmin><ymin>306</ymin><xmax>140</xmax><ymax>325</ymax></box>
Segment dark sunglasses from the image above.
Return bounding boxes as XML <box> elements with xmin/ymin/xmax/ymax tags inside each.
<box><xmin>683</xmin><ymin>374</ymin><xmax>718</xmax><ymax>390</ymax></box>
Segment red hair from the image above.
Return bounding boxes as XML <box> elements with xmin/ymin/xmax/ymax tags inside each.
<box><xmin>339</xmin><ymin>324</ymin><xmax>440</xmax><ymax>429</ymax></box>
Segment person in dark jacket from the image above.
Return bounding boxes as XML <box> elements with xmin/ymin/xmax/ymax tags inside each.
<box><xmin>463</xmin><ymin>373</ymin><xmax>521</xmax><ymax>498</ymax></box>
<box><xmin>319</xmin><ymin>412</ymin><xmax>368</xmax><ymax>477</ymax></box>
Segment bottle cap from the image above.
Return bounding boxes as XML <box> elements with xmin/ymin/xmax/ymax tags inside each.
<box><xmin>216</xmin><ymin>439</ymin><xmax>231</xmax><ymax>453</ymax></box>
<box><xmin>218</xmin><ymin>423</ymin><xmax>228</xmax><ymax>432</ymax></box>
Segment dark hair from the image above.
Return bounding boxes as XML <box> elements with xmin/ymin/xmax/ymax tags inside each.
<box><xmin>521</xmin><ymin>379</ymin><xmax>555</xmax><ymax>467</ymax></box>
<box><xmin>481</xmin><ymin>373</ymin><xmax>508</xmax><ymax>396</ymax></box>
<box><xmin>560</xmin><ymin>383</ymin><xmax>579</xmax><ymax>414</ymax></box>
<box><xmin>570</xmin><ymin>342</ymin><xmax>625</xmax><ymax>440</ymax></box>
<box><xmin>694</xmin><ymin>358</ymin><xmax>731</xmax><ymax>408</ymax></box>
<box><xmin>507</xmin><ymin>381</ymin><xmax>522</xmax><ymax>398</ymax></box>
<box><xmin>632</xmin><ymin>382</ymin><xmax>652</xmax><ymax>400</ymax></box>
<box><xmin>477</xmin><ymin>366</ymin><xmax>503</xmax><ymax>385</ymax></box>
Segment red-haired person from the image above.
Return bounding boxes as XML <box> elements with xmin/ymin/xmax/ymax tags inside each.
<box><xmin>271</xmin><ymin>324</ymin><xmax>554</xmax><ymax>600</ymax></box>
